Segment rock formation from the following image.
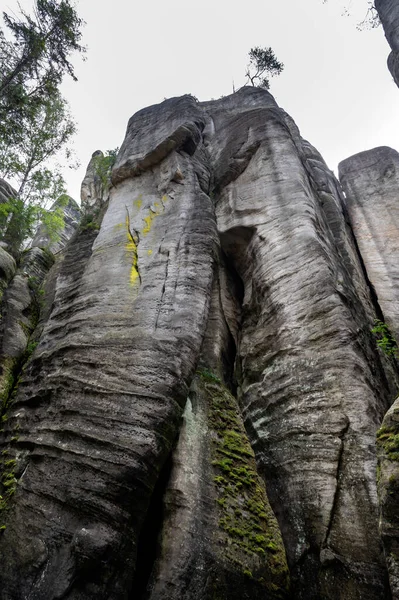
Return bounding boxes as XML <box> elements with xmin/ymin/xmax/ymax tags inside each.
<box><xmin>80</xmin><ymin>150</ymin><xmax>111</xmax><ymax>212</ymax></box>
<box><xmin>31</xmin><ymin>195</ymin><xmax>81</xmax><ymax>255</ymax></box>
<box><xmin>0</xmin><ymin>87</ymin><xmax>398</xmax><ymax>599</ymax></box>
<box><xmin>377</xmin><ymin>397</ymin><xmax>399</xmax><ymax>599</ymax></box>
<box><xmin>0</xmin><ymin>178</ymin><xmax>17</xmax><ymax>207</ymax></box>
<box><xmin>376</xmin><ymin>0</ymin><xmax>399</xmax><ymax>86</ymax></box>
<box><xmin>340</xmin><ymin>145</ymin><xmax>399</xmax><ymax>599</ymax></box>
<box><xmin>339</xmin><ymin>147</ymin><xmax>399</xmax><ymax>341</ymax></box>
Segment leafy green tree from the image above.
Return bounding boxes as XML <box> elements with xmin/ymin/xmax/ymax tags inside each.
<box><xmin>245</xmin><ymin>47</ymin><xmax>284</xmax><ymax>90</ymax></box>
<box><xmin>92</xmin><ymin>148</ymin><xmax>119</xmax><ymax>198</ymax></box>
<box><xmin>0</xmin><ymin>1</ymin><xmax>84</xmax><ymax>256</ymax></box>
<box><xmin>0</xmin><ymin>92</ymin><xmax>75</xmax><ymax>200</ymax></box>
<box><xmin>0</xmin><ymin>0</ymin><xmax>85</xmax><ymax>144</ymax></box>
<box><xmin>0</xmin><ymin>92</ymin><xmax>76</xmax><ymax>254</ymax></box>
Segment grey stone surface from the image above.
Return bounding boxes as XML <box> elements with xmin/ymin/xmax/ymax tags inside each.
<box><xmin>81</xmin><ymin>150</ymin><xmax>110</xmax><ymax>210</ymax></box>
<box><xmin>0</xmin><ymin>246</ymin><xmax>16</xmax><ymax>287</ymax></box>
<box><xmin>112</xmin><ymin>95</ymin><xmax>206</xmax><ymax>185</ymax></box>
<box><xmin>339</xmin><ymin>146</ymin><xmax>399</xmax><ymax>341</ymax></box>
<box><xmin>206</xmin><ymin>88</ymin><xmax>395</xmax><ymax>599</ymax></box>
<box><xmin>0</xmin><ymin>178</ymin><xmax>17</xmax><ymax>205</ymax></box>
<box><xmin>31</xmin><ymin>195</ymin><xmax>81</xmax><ymax>255</ymax></box>
<box><xmin>146</xmin><ymin>265</ymin><xmax>289</xmax><ymax>600</ymax></box>
<box><xmin>388</xmin><ymin>50</ymin><xmax>399</xmax><ymax>86</ymax></box>
<box><xmin>0</xmin><ymin>179</ymin><xmax>18</xmax><ymax>256</ymax></box>
<box><xmin>0</xmin><ymin>97</ymin><xmax>218</xmax><ymax>599</ymax></box>
<box><xmin>376</xmin><ymin>397</ymin><xmax>399</xmax><ymax>600</ymax></box>
<box><xmin>375</xmin><ymin>0</ymin><xmax>399</xmax><ymax>85</ymax></box>
<box><xmin>376</xmin><ymin>0</ymin><xmax>399</xmax><ymax>52</ymax></box>
<box><xmin>0</xmin><ymin>88</ymin><xmax>397</xmax><ymax>599</ymax></box>
<box><xmin>0</xmin><ymin>247</ymin><xmax>54</xmax><ymax>408</ymax></box>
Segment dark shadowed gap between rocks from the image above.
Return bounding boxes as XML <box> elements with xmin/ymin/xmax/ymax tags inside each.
<box><xmin>131</xmin><ymin>454</ymin><xmax>174</xmax><ymax>600</ymax></box>
<box><xmin>220</xmin><ymin>251</ymin><xmax>244</xmax><ymax>396</ymax></box>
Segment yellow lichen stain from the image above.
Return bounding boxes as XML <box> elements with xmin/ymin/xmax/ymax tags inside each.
<box><xmin>125</xmin><ymin>215</ymin><xmax>139</xmax><ymax>285</ymax></box>
<box><xmin>114</xmin><ymin>222</ymin><xmax>125</xmax><ymax>231</ymax></box>
<box><xmin>124</xmin><ymin>194</ymin><xmax>168</xmax><ymax>286</ymax></box>
<box><xmin>142</xmin><ymin>196</ymin><xmax>168</xmax><ymax>237</ymax></box>
<box><xmin>134</xmin><ymin>196</ymin><xmax>143</xmax><ymax>209</ymax></box>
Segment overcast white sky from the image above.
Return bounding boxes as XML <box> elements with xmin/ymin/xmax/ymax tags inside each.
<box><xmin>4</xmin><ymin>0</ymin><xmax>399</xmax><ymax>202</ymax></box>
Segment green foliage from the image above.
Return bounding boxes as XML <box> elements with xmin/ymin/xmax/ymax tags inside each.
<box><xmin>197</xmin><ymin>367</ymin><xmax>221</xmax><ymax>383</ymax></box>
<box><xmin>79</xmin><ymin>210</ymin><xmax>100</xmax><ymax>232</ymax></box>
<box><xmin>40</xmin><ymin>198</ymin><xmax>68</xmax><ymax>241</ymax></box>
<box><xmin>92</xmin><ymin>148</ymin><xmax>119</xmax><ymax>197</ymax></box>
<box><xmin>0</xmin><ymin>0</ymin><xmax>85</xmax><ymax>143</ymax></box>
<box><xmin>377</xmin><ymin>426</ymin><xmax>399</xmax><ymax>461</ymax></box>
<box><xmin>371</xmin><ymin>320</ymin><xmax>398</xmax><ymax>357</ymax></box>
<box><xmin>199</xmin><ymin>374</ymin><xmax>289</xmax><ymax>590</ymax></box>
<box><xmin>0</xmin><ymin>452</ymin><xmax>17</xmax><ymax>530</ymax></box>
<box><xmin>0</xmin><ymin>1</ymin><xmax>84</xmax><ymax>254</ymax></box>
<box><xmin>0</xmin><ymin>197</ymin><xmax>37</xmax><ymax>246</ymax></box>
<box><xmin>245</xmin><ymin>47</ymin><xmax>284</xmax><ymax>90</ymax></box>
<box><xmin>0</xmin><ymin>192</ymin><xmax>67</xmax><ymax>256</ymax></box>
<box><xmin>25</xmin><ymin>341</ymin><xmax>38</xmax><ymax>358</ymax></box>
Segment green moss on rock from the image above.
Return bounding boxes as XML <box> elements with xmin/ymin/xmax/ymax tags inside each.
<box><xmin>196</xmin><ymin>368</ymin><xmax>289</xmax><ymax>595</ymax></box>
<box><xmin>377</xmin><ymin>425</ymin><xmax>399</xmax><ymax>461</ymax></box>
<box><xmin>0</xmin><ymin>448</ymin><xmax>17</xmax><ymax>531</ymax></box>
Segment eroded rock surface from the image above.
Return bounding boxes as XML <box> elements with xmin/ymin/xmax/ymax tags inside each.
<box><xmin>145</xmin><ymin>265</ymin><xmax>289</xmax><ymax>600</ymax></box>
<box><xmin>205</xmin><ymin>89</ymin><xmax>396</xmax><ymax>599</ymax></box>
<box><xmin>339</xmin><ymin>146</ymin><xmax>399</xmax><ymax>341</ymax></box>
<box><xmin>376</xmin><ymin>0</ymin><xmax>399</xmax><ymax>86</ymax></box>
<box><xmin>0</xmin><ymin>88</ymin><xmax>397</xmax><ymax>600</ymax></box>
<box><xmin>31</xmin><ymin>195</ymin><xmax>81</xmax><ymax>255</ymax></box>
<box><xmin>0</xmin><ymin>178</ymin><xmax>16</xmax><ymax>206</ymax></box>
<box><xmin>377</xmin><ymin>397</ymin><xmax>399</xmax><ymax>599</ymax></box>
<box><xmin>81</xmin><ymin>150</ymin><xmax>107</xmax><ymax>210</ymax></box>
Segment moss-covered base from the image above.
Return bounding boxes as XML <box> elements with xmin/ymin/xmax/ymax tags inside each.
<box><xmin>197</xmin><ymin>368</ymin><xmax>289</xmax><ymax>597</ymax></box>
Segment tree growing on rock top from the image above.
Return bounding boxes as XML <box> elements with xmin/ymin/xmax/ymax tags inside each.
<box><xmin>245</xmin><ymin>46</ymin><xmax>284</xmax><ymax>90</ymax></box>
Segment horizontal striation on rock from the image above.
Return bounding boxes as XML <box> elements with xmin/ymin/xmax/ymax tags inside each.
<box><xmin>144</xmin><ymin>262</ymin><xmax>289</xmax><ymax>599</ymax></box>
<box><xmin>0</xmin><ymin>87</ymin><xmax>398</xmax><ymax>600</ymax></box>
<box><xmin>0</xmin><ymin>98</ymin><xmax>218</xmax><ymax>599</ymax></box>
<box><xmin>112</xmin><ymin>95</ymin><xmax>206</xmax><ymax>185</ymax></box>
<box><xmin>205</xmin><ymin>88</ymin><xmax>396</xmax><ymax>598</ymax></box>
<box><xmin>339</xmin><ymin>146</ymin><xmax>399</xmax><ymax>342</ymax></box>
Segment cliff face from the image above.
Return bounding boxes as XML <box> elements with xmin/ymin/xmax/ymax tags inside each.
<box><xmin>375</xmin><ymin>0</ymin><xmax>399</xmax><ymax>86</ymax></box>
<box><xmin>339</xmin><ymin>147</ymin><xmax>399</xmax><ymax>341</ymax></box>
<box><xmin>0</xmin><ymin>87</ymin><xmax>398</xmax><ymax>600</ymax></box>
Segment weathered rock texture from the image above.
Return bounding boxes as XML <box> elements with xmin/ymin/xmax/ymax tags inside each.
<box><xmin>0</xmin><ymin>87</ymin><xmax>398</xmax><ymax>600</ymax></box>
<box><xmin>0</xmin><ymin>177</ymin><xmax>16</xmax><ymax>206</ymax></box>
<box><xmin>339</xmin><ymin>146</ymin><xmax>399</xmax><ymax>341</ymax></box>
<box><xmin>80</xmin><ymin>150</ymin><xmax>110</xmax><ymax>211</ymax></box>
<box><xmin>376</xmin><ymin>0</ymin><xmax>399</xmax><ymax>86</ymax></box>
<box><xmin>377</xmin><ymin>397</ymin><xmax>399</xmax><ymax>599</ymax></box>
<box><xmin>32</xmin><ymin>195</ymin><xmax>81</xmax><ymax>255</ymax></box>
